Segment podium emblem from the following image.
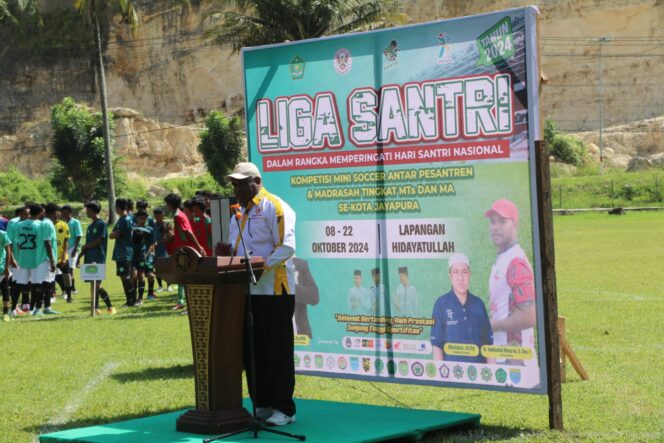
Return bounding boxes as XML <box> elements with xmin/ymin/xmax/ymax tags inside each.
<box><xmin>175</xmin><ymin>249</ymin><xmax>192</xmax><ymax>272</ymax></box>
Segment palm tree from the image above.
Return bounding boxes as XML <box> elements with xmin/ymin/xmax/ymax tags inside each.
<box><xmin>204</xmin><ymin>0</ymin><xmax>404</xmax><ymax>53</ymax></box>
<box><xmin>0</xmin><ymin>0</ymin><xmax>39</xmax><ymax>23</ymax></box>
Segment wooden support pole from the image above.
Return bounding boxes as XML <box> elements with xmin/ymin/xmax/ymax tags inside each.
<box><xmin>558</xmin><ymin>316</ymin><xmax>566</xmax><ymax>382</ymax></box>
<box><xmin>560</xmin><ymin>334</ymin><xmax>589</xmax><ymax>381</ymax></box>
<box><xmin>535</xmin><ymin>140</ymin><xmax>564</xmax><ymax>430</ymax></box>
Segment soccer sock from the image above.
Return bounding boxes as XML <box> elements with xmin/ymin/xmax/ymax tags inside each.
<box><xmin>157</xmin><ymin>277</ymin><xmax>163</xmax><ymax>289</ymax></box>
<box><xmin>99</xmin><ymin>288</ymin><xmax>112</xmax><ymax>308</ymax></box>
<box><xmin>1</xmin><ymin>280</ymin><xmax>9</xmax><ymax>314</ymax></box>
<box><xmin>70</xmin><ymin>273</ymin><xmax>76</xmax><ymax>292</ymax></box>
<box><xmin>147</xmin><ymin>277</ymin><xmax>155</xmax><ymax>296</ymax></box>
<box><xmin>121</xmin><ymin>277</ymin><xmax>135</xmax><ymax>305</ymax></box>
<box><xmin>23</xmin><ymin>286</ymin><xmax>31</xmax><ymax>307</ymax></box>
<box><xmin>32</xmin><ymin>284</ymin><xmax>43</xmax><ymax>310</ymax></box>
<box><xmin>43</xmin><ymin>282</ymin><xmax>52</xmax><ymax>308</ymax></box>
<box><xmin>178</xmin><ymin>285</ymin><xmax>185</xmax><ymax>305</ymax></box>
<box><xmin>55</xmin><ymin>275</ymin><xmax>64</xmax><ymax>293</ymax></box>
<box><xmin>137</xmin><ymin>278</ymin><xmax>145</xmax><ymax>301</ymax></box>
<box><xmin>10</xmin><ymin>283</ymin><xmax>21</xmax><ymax>310</ymax></box>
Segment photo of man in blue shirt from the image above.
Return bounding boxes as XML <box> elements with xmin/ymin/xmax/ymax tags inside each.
<box><xmin>431</xmin><ymin>253</ymin><xmax>493</xmax><ymax>363</ymax></box>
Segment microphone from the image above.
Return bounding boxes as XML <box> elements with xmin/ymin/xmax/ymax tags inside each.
<box><xmin>232</xmin><ymin>203</ymin><xmax>257</xmax><ymax>286</ymax></box>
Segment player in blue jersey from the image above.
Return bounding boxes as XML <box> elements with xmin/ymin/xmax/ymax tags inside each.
<box><xmin>77</xmin><ymin>201</ymin><xmax>115</xmax><ymax>315</ymax></box>
<box><xmin>132</xmin><ymin>211</ymin><xmax>156</xmax><ymax>306</ymax></box>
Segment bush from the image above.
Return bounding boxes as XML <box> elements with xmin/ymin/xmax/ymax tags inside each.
<box><xmin>545</xmin><ymin>118</ymin><xmax>588</xmax><ymax>166</ymax></box>
<box><xmin>0</xmin><ymin>166</ymin><xmax>61</xmax><ymax>206</ymax></box>
<box><xmin>159</xmin><ymin>173</ymin><xmax>232</xmax><ymax>199</ymax></box>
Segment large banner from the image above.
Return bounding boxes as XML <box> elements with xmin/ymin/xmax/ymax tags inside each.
<box><xmin>242</xmin><ymin>6</ymin><xmax>546</xmax><ymax>393</ymax></box>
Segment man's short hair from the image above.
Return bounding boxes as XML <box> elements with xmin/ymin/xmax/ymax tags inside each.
<box><xmin>353</xmin><ymin>270</ymin><xmax>361</xmax><ymax>276</ymax></box>
<box><xmin>164</xmin><ymin>193</ymin><xmax>182</xmax><ymax>209</ymax></box>
<box><xmin>398</xmin><ymin>266</ymin><xmax>408</xmax><ymax>275</ymax></box>
<box><xmin>85</xmin><ymin>201</ymin><xmax>102</xmax><ymax>213</ymax></box>
<box><xmin>136</xmin><ymin>200</ymin><xmax>149</xmax><ymax>209</ymax></box>
<box><xmin>44</xmin><ymin>202</ymin><xmax>60</xmax><ymax>215</ymax></box>
<box><xmin>153</xmin><ymin>208</ymin><xmax>164</xmax><ymax>215</ymax></box>
<box><xmin>134</xmin><ymin>210</ymin><xmax>148</xmax><ymax>218</ymax></box>
<box><xmin>127</xmin><ymin>199</ymin><xmax>134</xmax><ymax>210</ymax></box>
<box><xmin>183</xmin><ymin>199</ymin><xmax>195</xmax><ymax>210</ymax></box>
<box><xmin>27</xmin><ymin>203</ymin><xmax>42</xmax><ymax>216</ymax></box>
<box><xmin>371</xmin><ymin>268</ymin><xmax>380</xmax><ymax>276</ymax></box>
<box><xmin>14</xmin><ymin>207</ymin><xmax>25</xmax><ymax>217</ymax></box>
<box><xmin>115</xmin><ymin>198</ymin><xmax>129</xmax><ymax>211</ymax></box>
<box><xmin>192</xmin><ymin>198</ymin><xmax>206</xmax><ymax>211</ymax></box>
<box><xmin>61</xmin><ymin>204</ymin><xmax>73</xmax><ymax>213</ymax></box>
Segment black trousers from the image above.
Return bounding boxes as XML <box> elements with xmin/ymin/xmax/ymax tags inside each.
<box><xmin>244</xmin><ymin>293</ymin><xmax>296</xmax><ymax>416</ymax></box>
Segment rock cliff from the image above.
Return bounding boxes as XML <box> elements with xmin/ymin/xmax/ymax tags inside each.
<box><xmin>1</xmin><ymin>0</ymin><xmax>663</xmax><ymax>177</ymax></box>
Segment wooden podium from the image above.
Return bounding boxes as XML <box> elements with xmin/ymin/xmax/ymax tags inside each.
<box><xmin>155</xmin><ymin>246</ymin><xmax>264</xmax><ymax>435</ymax></box>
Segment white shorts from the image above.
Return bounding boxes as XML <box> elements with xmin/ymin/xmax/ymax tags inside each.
<box><xmin>67</xmin><ymin>247</ymin><xmax>79</xmax><ymax>268</ymax></box>
<box><xmin>14</xmin><ymin>261</ymin><xmax>54</xmax><ymax>285</ymax></box>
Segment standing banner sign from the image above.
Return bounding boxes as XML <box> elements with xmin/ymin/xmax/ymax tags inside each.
<box><xmin>243</xmin><ymin>6</ymin><xmax>545</xmax><ymax>393</ymax></box>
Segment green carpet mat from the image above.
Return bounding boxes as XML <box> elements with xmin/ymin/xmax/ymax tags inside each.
<box><xmin>40</xmin><ymin>398</ymin><xmax>480</xmax><ymax>442</ymax></box>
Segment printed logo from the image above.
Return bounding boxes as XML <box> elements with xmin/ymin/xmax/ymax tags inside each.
<box><xmin>350</xmin><ymin>357</ymin><xmax>360</xmax><ymax>372</ymax></box>
<box><xmin>384</xmin><ymin>339</ymin><xmax>392</xmax><ymax>350</ymax></box>
<box><xmin>425</xmin><ymin>363</ymin><xmax>437</xmax><ymax>378</ymax></box>
<box><xmin>314</xmin><ymin>354</ymin><xmax>324</xmax><ymax>369</ymax></box>
<box><xmin>345</xmin><ymin>337</ymin><xmax>352</xmax><ymax>348</ymax></box>
<box><xmin>387</xmin><ymin>360</ymin><xmax>397</xmax><ymax>375</ymax></box>
<box><xmin>480</xmin><ymin>367</ymin><xmax>493</xmax><ymax>382</ymax></box>
<box><xmin>509</xmin><ymin>368</ymin><xmax>522</xmax><ymax>384</ymax></box>
<box><xmin>294</xmin><ymin>354</ymin><xmax>301</xmax><ymax>368</ymax></box>
<box><xmin>476</xmin><ymin>16</ymin><xmax>514</xmax><ymax>66</ymax></box>
<box><xmin>303</xmin><ymin>354</ymin><xmax>312</xmax><ymax>369</ymax></box>
<box><xmin>411</xmin><ymin>362</ymin><xmax>424</xmax><ymax>377</ymax></box>
<box><xmin>374</xmin><ymin>358</ymin><xmax>385</xmax><ymax>373</ymax></box>
<box><xmin>496</xmin><ymin>368</ymin><xmax>507</xmax><ymax>383</ymax></box>
<box><xmin>453</xmin><ymin>365</ymin><xmax>464</xmax><ymax>379</ymax></box>
<box><xmin>446</xmin><ymin>309</ymin><xmax>454</xmax><ymax>321</ymax></box>
<box><xmin>398</xmin><ymin>361</ymin><xmax>409</xmax><ymax>376</ymax></box>
<box><xmin>467</xmin><ymin>365</ymin><xmax>478</xmax><ymax>381</ymax></box>
<box><xmin>383</xmin><ymin>39</ymin><xmax>399</xmax><ymax>69</ymax></box>
<box><xmin>326</xmin><ymin>356</ymin><xmax>335</xmax><ymax>369</ymax></box>
<box><xmin>289</xmin><ymin>55</ymin><xmax>305</xmax><ymax>80</ymax></box>
<box><xmin>439</xmin><ymin>364</ymin><xmax>450</xmax><ymax>379</ymax></box>
<box><xmin>338</xmin><ymin>357</ymin><xmax>348</xmax><ymax>370</ymax></box>
<box><xmin>437</xmin><ymin>32</ymin><xmax>453</xmax><ymax>64</ymax></box>
<box><xmin>362</xmin><ymin>357</ymin><xmax>371</xmax><ymax>373</ymax></box>
<box><xmin>333</xmin><ymin>48</ymin><xmax>352</xmax><ymax>74</ymax></box>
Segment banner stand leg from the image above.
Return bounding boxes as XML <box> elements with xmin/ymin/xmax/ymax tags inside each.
<box><xmin>91</xmin><ymin>280</ymin><xmax>97</xmax><ymax>317</ymax></box>
<box><xmin>535</xmin><ymin>140</ymin><xmax>564</xmax><ymax>430</ymax></box>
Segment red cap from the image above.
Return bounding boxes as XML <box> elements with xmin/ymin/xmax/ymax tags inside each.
<box><xmin>484</xmin><ymin>199</ymin><xmax>519</xmax><ymax>223</ymax></box>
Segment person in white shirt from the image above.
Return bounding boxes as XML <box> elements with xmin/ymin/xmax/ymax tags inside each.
<box><xmin>219</xmin><ymin>162</ymin><xmax>297</xmax><ymax>427</ymax></box>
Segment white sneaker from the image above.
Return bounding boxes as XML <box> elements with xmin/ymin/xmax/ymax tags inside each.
<box><xmin>256</xmin><ymin>407</ymin><xmax>273</xmax><ymax>420</ymax></box>
<box><xmin>265</xmin><ymin>410</ymin><xmax>295</xmax><ymax>426</ymax></box>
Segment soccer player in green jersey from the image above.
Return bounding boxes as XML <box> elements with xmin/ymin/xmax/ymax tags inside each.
<box><xmin>7</xmin><ymin>206</ymin><xmax>29</xmax><ymax>316</ymax></box>
<box><xmin>14</xmin><ymin>204</ymin><xmax>57</xmax><ymax>316</ymax></box>
<box><xmin>109</xmin><ymin>198</ymin><xmax>137</xmax><ymax>307</ymax></box>
<box><xmin>1</xmin><ymin>228</ymin><xmax>13</xmax><ymax>321</ymax></box>
<box><xmin>34</xmin><ymin>203</ymin><xmax>60</xmax><ymax>315</ymax></box>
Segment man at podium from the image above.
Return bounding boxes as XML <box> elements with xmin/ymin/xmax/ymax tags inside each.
<box><xmin>221</xmin><ymin>162</ymin><xmax>298</xmax><ymax>427</ymax></box>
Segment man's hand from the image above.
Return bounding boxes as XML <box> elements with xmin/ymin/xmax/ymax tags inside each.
<box><xmin>199</xmin><ymin>246</ymin><xmax>207</xmax><ymax>257</ymax></box>
<box><xmin>3</xmin><ymin>267</ymin><xmax>9</xmax><ymax>279</ymax></box>
<box><xmin>49</xmin><ymin>261</ymin><xmax>56</xmax><ymax>273</ymax></box>
<box><xmin>216</xmin><ymin>242</ymin><xmax>232</xmax><ymax>256</ymax></box>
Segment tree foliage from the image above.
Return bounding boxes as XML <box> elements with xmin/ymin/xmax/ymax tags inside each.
<box><xmin>50</xmin><ymin>97</ymin><xmax>125</xmax><ymax>202</ymax></box>
<box><xmin>197</xmin><ymin>110</ymin><xmax>244</xmax><ymax>187</ymax></box>
<box><xmin>544</xmin><ymin>118</ymin><xmax>588</xmax><ymax>167</ymax></box>
<box><xmin>205</xmin><ymin>0</ymin><xmax>404</xmax><ymax>53</ymax></box>
<box><xmin>0</xmin><ymin>0</ymin><xmax>39</xmax><ymax>24</ymax></box>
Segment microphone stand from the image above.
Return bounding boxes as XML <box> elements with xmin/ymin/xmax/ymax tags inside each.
<box><xmin>204</xmin><ymin>210</ymin><xmax>305</xmax><ymax>442</ymax></box>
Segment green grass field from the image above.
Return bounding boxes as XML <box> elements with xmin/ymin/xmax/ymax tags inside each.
<box><xmin>1</xmin><ymin>212</ymin><xmax>663</xmax><ymax>442</ymax></box>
